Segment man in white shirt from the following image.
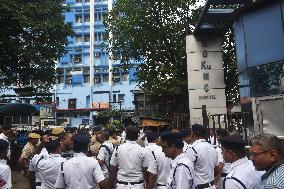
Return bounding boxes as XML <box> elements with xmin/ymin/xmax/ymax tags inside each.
<box><xmin>185</xmin><ymin>124</ymin><xmax>218</xmax><ymax>189</ymax></box>
<box><xmin>220</xmin><ymin>134</ymin><xmax>263</xmax><ymax>189</ymax></box>
<box><xmin>161</xmin><ymin>132</ymin><xmax>194</xmax><ymax>189</ymax></box>
<box><xmin>0</xmin><ymin>125</ymin><xmax>12</xmax><ymax>160</ymax></box>
<box><xmin>109</xmin><ymin>126</ymin><xmax>147</xmax><ymax>189</ymax></box>
<box><xmin>214</xmin><ymin>129</ymin><xmax>231</xmax><ymax>189</ymax></box>
<box><xmin>55</xmin><ymin>133</ymin><xmax>109</xmax><ymax>189</ymax></box>
<box><xmin>36</xmin><ymin>139</ymin><xmax>65</xmax><ymax>189</ymax></box>
<box><xmin>144</xmin><ymin>132</ymin><xmax>171</xmax><ymax>189</ymax></box>
<box><xmin>97</xmin><ymin>131</ymin><xmax>114</xmax><ymax>177</ymax></box>
<box><xmin>0</xmin><ymin>139</ymin><xmax>12</xmax><ymax>189</ymax></box>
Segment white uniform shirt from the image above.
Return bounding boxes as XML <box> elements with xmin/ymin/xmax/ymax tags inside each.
<box><xmin>120</xmin><ymin>131</ymin><xmax>126</xmax><ymax>144</ymax></box>
<box><xmin>0</xmin><ymin>159</ymin><xmax>12</xmax><ymax>189</ymax></box>
<box><xmin>144</xmin><ymin>143</ymin><xmax>171</xmax><ymax>187</ymax></box>
<box><xmin>110</xmin><ymin>140</ymin><xmax>146</xmax><ymax>182</ymax></box>
<box><xmin>55</xmin><ymin>153</ymin><xmax>105</xmax><ymax>189</ymax></box>
<box><xmin>183</xmin><ymin>141</ymin><xmax>190</xmax><ymax>153</ymax></box>
<box><xmin>37</xmin><ymin>154</ymin><xmax>65</xmax><ymax>189</ymax></box>
<box><xmin>29</xmin><ymin>148</ymin><xmax>49</xmax><ymax>188</ymax></box>
<box><xmin>0</xmin><ymin>133</ymin><xmax>10</xmax><ymax>159</ymax></box>
<box><xmin>166</xmin><ymin>153</ymin><xmax>194</xmax><ymax>189</ymax></box>
<box><xmin>224</xmin><ymin>157</ymin><xmax>263</xmax><ymax>189</ymax></box>
<box><xmin>97</xmin><ymin>140</ymin><xmax>114</xmax><ymax>176</ymax></box>
<box><xmin>186</xmin><ymin>139</ymin><xmax>218</xmax><ymax>188</ymax></box>
<box><xmin>216</xmin><ymin>147</ymin><xmax>231</xmax><ymax>174</ymax></box>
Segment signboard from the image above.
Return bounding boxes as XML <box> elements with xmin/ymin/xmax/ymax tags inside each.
<box><xmin>92</xmin><ymin>102</ymin><xmax>110</xmax><ymax>109</ymax></box>
<box><xmin>82</xmin><ymin>119</ymin><xmax>89</xmax><ymax>125</ymax></box>
<box><xmin>186</xmin><ymin>35</ymin><xmax>226</xmax><ymax>125</ymax></box>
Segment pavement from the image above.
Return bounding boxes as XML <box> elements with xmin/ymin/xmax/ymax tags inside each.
<box><xmin>11</xmin><ymin>171</ymin><xmax>31</xmax><ymax>189</ymax></box>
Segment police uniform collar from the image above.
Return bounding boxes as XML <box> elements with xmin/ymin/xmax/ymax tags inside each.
<box><xmin>0</xmin><ymin>159</ymin><xmax>7</xmax><ymax>165</ymax></box>
<box><xmin>173</xmin><ymin>153</ymin><xmax>185</xmax><ymax>164</ymax></box>
<box><xmin>126</xmin><ymin>140</ymin><xmax>137</xmax><ymax>144</ymax></box>
<box><xmin>73</xmin><ymin>152</ymin><xmax>86</xmax><ymax>157</ymax></box>
<box><xmin>0</xmin><ymin>133</ymin><xmax>8</xmax><ymax>140</ymax></box>
<box><xmin>49</xmin><ymin>153</ymin><xmax>61</xmax><ymax>158</ymax></box>
<box><xmin>193</xmin><ymin>138</ymin><xmax>207</xmax><ymax>144</ymax></box>
<box><xmin>148</xmin><ymin>143</ymin><xmax>156</xmax><ymax>146</ymax></box>
<box><xmin>231</xmin><ymin>157</ymin><xmax>248</xmax><ymax>170</ymax></box>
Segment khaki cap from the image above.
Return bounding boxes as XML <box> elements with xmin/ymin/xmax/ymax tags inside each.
<box><xmin>52</xmin><ymin>127</ymin><xmax>65</xmax><ymax>135</ymax></box>
<box><xmin>28</xmin><ymin>133</ymin><xmax>41</xmax><ymax>139</ymax></box>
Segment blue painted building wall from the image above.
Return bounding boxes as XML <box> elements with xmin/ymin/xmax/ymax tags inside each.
<box><xmin>56</xmin><ymin>0</ymin><xmax>140</xmax><ymax>127</ymax></box>
<box><xmin>234</xmin><ymin>1</ymin><xmax>284</xmax><ymax>98</ymax></box>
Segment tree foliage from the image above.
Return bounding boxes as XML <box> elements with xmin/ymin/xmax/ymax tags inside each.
<box><xmin>0</xmin><ymin>0</ymin><xmax>73</xmax><ymax>94</ymax></box>
<box><xmin>222</xmin><ymin>29</ymin><xmax>240</xmax><ymax>105</ymax></box>
<box><xmin>105</xmin><ymin>0</ymin><xmax>203</xmax><ymax>95</ymax></box>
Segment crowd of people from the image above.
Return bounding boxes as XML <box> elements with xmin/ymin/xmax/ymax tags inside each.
<box><xmin>0</xmin><ymin>123</ymin><xmax>283</xmax><ymax>189</ymax></box>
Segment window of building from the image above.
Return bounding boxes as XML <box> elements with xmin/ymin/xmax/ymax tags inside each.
<box><xmin>118</xmin><ymin>94</ymin><xmax>125</xmax><ymax>102</ymax></box>
<box><xmin>68</xmin><ymin>99</ymin><xmax>77</xmax><ymax>109</ymax></box>
<box><xmin>76</xmin><ymin>16</ymin><xmax>82</xmax><ymax>23</ymax></box>
<box><xmin>121</xmin><ymin>74</ymin><xmax>128</xmax><ymax>81</ymax></box>
<box><xmin>83</xmin><ymin>68</ymin><xmax>90</xmax><ymax>74</ymax></box>
<box><xmin>84</xmin><ymin>35</ymin><xmax>90</xmax><ymax>42</ymax></box>
<box><xmin>74</xmin><ymin>55</ymin><xmax>82</xmax><ymax>63</ymax></box>
<box><xmin>94</xmin><ymin>75</ymin><xmax>101</xmax><ymax>83</ymax></box>
<box><xmin>76</xmin><ymin>35</ymin><xmax>82</xmax><ymax>43</ymax></box>
<box><xmin>94</xmin><ymin>68</ymin><xmax>101</xmax><ymax>73</ymax></box>
<box><xmin>76</xmin><ymin>0</ymin><xmax>82</xmax><ymax>3</ymax></box>
<box><xmin>56</xmin><ymin>97</ymin><xmax>59</xmax><ymax>107</ymax></box>
<box><xmin>84</xmin><ymin>75</ymin><xmax>90</xmax><ymax>83</ymax></box>
<box><xmin>84</xmin><ymin>15</ymin><xmax>90</xmax><ymax>22</ymax></box>
<box><xmin>113</xmin><ymin>94</ymin><xmax>116</xmax><ymax>102</ymax></box>
<box><xmin>85</xmin><ymin>0</ymin><xmax>90</xmax><ymax>2</ymax></box>
<box><xmin>103</xmin><ymin>75</ymin><xmax>109</xmax><ymax>82</ymax></box>
<box><xmin>59</xmin><ymin>76</ymin><xmax>64</xmax><ymax>84</ymax></box>
<box><xmin>66</xmin><ymin>76</ymin><xmax>72</xmax><ymax>84</ymax></box>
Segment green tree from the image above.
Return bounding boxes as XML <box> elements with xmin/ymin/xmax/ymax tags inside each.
<box><xmin>222</xmin><ymin>29</ymin><xmax>240</xmax><ymax>105</ymax></box>
<box><xmin>105</xmin><ymin>0</ymin><xmax>203</xmax><ymax>96</ymax></box>
<box><xmin>0</xmin><ymin>0</ymin><xmax>73</xmax><ymax>94</ymax></box>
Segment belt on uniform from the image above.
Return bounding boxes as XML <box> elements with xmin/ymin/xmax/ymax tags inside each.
<box><xmin>117</xmin><ymin>180</ymin><xmax>143</xmax><ymax>185</ymax></box>
<box><xmin>221</xmin><ymin>173</ymin><xmax>228</xmax><ymax>177</ymax></box>
<box><xmin>196</xmin><ymin>180</ymin><xmax>215</xmax><ymax>189</ymax></box>
<box><xmin>157</xmin><ymin>183</ymin><xmax>166</xmax><ymax>186</ymax></box>
<box><xmin>35</xmin><ymin>182</ymin><xmax>41</xmax><ymax>186</ymax></box>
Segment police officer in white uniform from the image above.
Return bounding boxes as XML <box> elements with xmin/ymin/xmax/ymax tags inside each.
<box><xmin>97</xmin><ymin>131</ymin><xmax>114</xmax><ymax>177</ymax></box>
<box><xmin>37</xmin><ymin>139</ymin><xmax>65</xmax><ymax>189</ymax></box>
<box><xmin>0</xmin><ymin>139</ymin><xmax>12</xmax><ymax>189</ymax></box>
<box><xmin>55</xmin><ymin>133</ymin><xmax>109</xmax><ymax>189</ymax></box>
<box><xmin>144</xmin><ymin>132</ymin><xmax>171</xmax><ymax>189</ymax></box>
<box><xmin>109</xmin><ymin>126</ymin><xmax>147</xmax><ymax>189</ymax></box>
<box><xmin>179</xmin><ymin>129</ymin><xmax>191</xmax><ymax>153</ymax></box>
<box><xmin>214</xmin><ymin>129</ymin><xmax>231</xmax><ymax>189</ymax></box>
<box><xmin>220</xmin><ymin>134</ymin><xmax>263</xmax><ymax>189</ymax></box>
<box><xmin>29</xmin><ymin>147</ymin><xmax>49</xmax><ymax>189</ymax></box>
<box><xmin>185</xmin><ymin>124</ymin><xmax>218</xmax><ymax>189</ymax></box>
<box><xmin>160</xmin><ymin>132</ymin><xmax>194</xmax><ymax>189</ymax></box>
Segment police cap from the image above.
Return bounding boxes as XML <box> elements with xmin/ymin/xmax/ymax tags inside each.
<box><xmin>72</xmin><ymin>133</ymin><xmax>90</xmax><ymax>144</ymax></box>
<box><xmin>179</xmin><ymin>129</ymin><xmax>191</xmax><ymax>138</ymax></box>
<box><xmin>161</xmin><ymin>132</ymin><xmax>183</xmax><ymax>149</ymax></box>
<box><xmin>52</xmin><ymin>127</ymin><xmax>65</xmax><ymax>135</ymax></box>
<box><xmin>220</xmin><ymin>134</ymin><xmax>246</xmax><ymax>150</ymax></box>
<box><xmin>28</xmin><ymin>133</ymin><xmax>41</xmax><ymax>139</ymax></box>
<box><xmin>146</xmin><ymin>132</ymin><xmax>159</xmax><ymax>143</ymax></box>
